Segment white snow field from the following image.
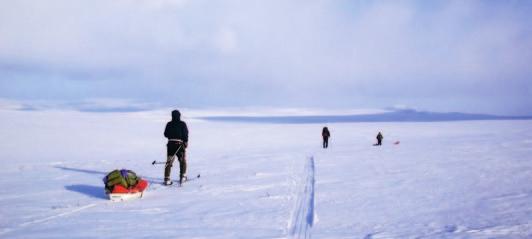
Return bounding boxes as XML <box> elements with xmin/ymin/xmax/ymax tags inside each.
<box><xmin>1</xmin><ymin>108</ymin><xmax>532</xmax><ymax>238</ymax></box>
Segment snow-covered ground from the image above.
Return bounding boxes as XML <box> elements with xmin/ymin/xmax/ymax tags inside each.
<box><xmin>1</xmin><ymin>109</ymin><xmax>531</xmax><ymax>238</ymax></box>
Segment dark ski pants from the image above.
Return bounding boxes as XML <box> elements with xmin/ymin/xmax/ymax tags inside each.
<box><xmin>164</xmin><ymin>141</ymin><xmax>187</xmax><ymax>181</ymax></box>
<box><xmin>377</xmin><ymin>139</ymin><xmax>382</xmax><ymax>146</ymax></box>
<box><xmin>323</xmin><ymin>136</ymin><xmax>329</xmax><ymax>148</ymax></box>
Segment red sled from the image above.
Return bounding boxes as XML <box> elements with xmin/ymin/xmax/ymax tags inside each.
<box><xmin>107</xmin><ymin>179</ymin><xmax>149</xmax><ymax>202</ymax></box>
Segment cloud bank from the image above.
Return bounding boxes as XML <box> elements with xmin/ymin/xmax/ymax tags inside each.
<box><xmin>1</xmin><ymin>0</ymin><xmax>531</xmax><ymax>114</ymax></box>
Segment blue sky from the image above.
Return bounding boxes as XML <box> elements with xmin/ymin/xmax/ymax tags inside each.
<box><xmin>1</xmin><ymin>0</ymin><xmax>531</xmax><ymax>115</ymax></box>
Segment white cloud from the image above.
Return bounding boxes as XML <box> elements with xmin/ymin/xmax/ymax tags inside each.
<box><xmin>214</xmin><ymin>27</ymin><xmax>238</xmax><ymax>53</ymax></box>
<box><xmin>142</xmin><ymin>0</ymin><xmax>189</xmax><ymax>10</ymax></box>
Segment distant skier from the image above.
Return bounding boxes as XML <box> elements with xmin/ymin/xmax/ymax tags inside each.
<box><xmin>375</xmin><ymin>132</ymin><xmax>383</xmax><ymax>146</ymax></box>
<box><xmin>322</xmin><ymin>126</ymin><xmax>330</xmax><ymax>148</ymax></box>
<box><xmin>164</xmin><ymin>110</ymin><xmax>189</xmax><ymax>185</ymax></box>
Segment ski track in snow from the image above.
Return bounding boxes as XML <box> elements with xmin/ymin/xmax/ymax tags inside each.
<box><xmin>0</xmin><ymin>175</ymin><xmax>200</xmax><ymax>237</ymax></box>
<box><xmin>288</xmin><ymin>156</ymin><xmax>316</xmax><ymax>239</ymax></box>
<box><xmin>0</xmin><ymin>202</ymin><xmax>101</xmax><ymax>236</ymax></box>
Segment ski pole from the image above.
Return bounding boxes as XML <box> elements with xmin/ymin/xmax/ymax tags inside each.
<box><xmin>151</xmin><ymin>144</ymin><xmax>182</xmax><ymax>166</ymax></box>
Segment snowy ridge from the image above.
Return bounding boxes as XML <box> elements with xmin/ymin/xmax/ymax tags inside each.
<box><xmin>199</xmin><ymin>109</ymin><xmax>532</xmax><ymax>124</ymax></box>
<box><xmin>288</xmin><ymin>157</ymin><xmax>316</xmax><ymax>239</ymax></box>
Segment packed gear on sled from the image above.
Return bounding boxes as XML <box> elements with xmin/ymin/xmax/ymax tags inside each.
<box><xmin>103</xmin><ymin>169</ymin><xmax>149</xmax><ymax>201</ymax></box>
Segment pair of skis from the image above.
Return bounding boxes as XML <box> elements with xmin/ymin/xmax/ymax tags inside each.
<box><xmin>151</xmin><ymin>160</ymin><xmax>201</xmax><ymax>187</ymax></box>
<box><xmin>164</xmin><ymin>174</ymin><xmax>201</xmax><ymax>187</ymax></box>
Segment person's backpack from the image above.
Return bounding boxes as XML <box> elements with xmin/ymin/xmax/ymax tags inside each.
<box><xmin>103</xmin><ymin>169</ymin><xmax>139</xmax><ymax>192</ymax></box>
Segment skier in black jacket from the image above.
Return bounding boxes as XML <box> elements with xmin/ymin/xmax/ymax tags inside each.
<box><xmin>322</xmin><ymin>127</ymin><xmax>330</xmax><ymax>148</ymax></box>
<box><xmin>163</xmin><ymin>110</ymin><xmax>189</xmax><ymax>185</ymax></box>
<box><xmin>376</xmin><ymin>132</ymin><xmax>383</xmax><ymax>146</ymax></box>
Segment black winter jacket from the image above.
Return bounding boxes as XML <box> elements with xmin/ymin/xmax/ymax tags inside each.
<box><xmin>164</xmin><ymin>112</ymin><xmax>188</xmax><ymax>143</ymax></box>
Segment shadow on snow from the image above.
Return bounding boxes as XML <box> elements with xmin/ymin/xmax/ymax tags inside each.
<box><xmin>65</xmin><ymin>184</ymin><xmax>108</xmax><ymax>199</ymax></box>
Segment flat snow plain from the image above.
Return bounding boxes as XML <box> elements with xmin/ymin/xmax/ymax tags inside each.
<box><xmin>0</xmin><ymin>109</ymin><xmax>531</xmax><ymax>238</ymax></box>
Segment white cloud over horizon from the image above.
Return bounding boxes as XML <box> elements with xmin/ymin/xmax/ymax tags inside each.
<box><xmin>1</xmin><ymin>0</ymin><xmax>531</xmax><ymax>115</ymax></box>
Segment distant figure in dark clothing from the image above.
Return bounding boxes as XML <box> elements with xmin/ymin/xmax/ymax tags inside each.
<box><xmin>376</xmin><ymin>132</ymin><xmax>383</xmax><ymax>146</ymax></box>
<box><xmin>322</xmin><ymin>127</ymin><xmax>330</xmax><ymax>148</ymax></box>
<box><xmin>164</xmin><ymin>110</ymin><xmax>189</xmax><ymax>185</ymax></box>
